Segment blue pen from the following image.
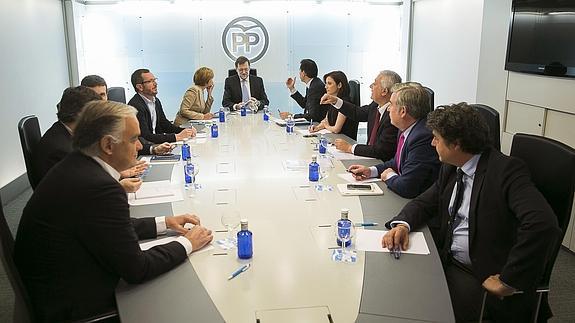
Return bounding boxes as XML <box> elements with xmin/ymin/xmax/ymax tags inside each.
<box><xmin>227</xmin><ymin>263</ymin><xmax>251</xmax><ymax>280</ymax></box>
<box><xmin>355</xmin><ymin>222</ymin><xmax>378</xmax><ymax>227</ymax></box>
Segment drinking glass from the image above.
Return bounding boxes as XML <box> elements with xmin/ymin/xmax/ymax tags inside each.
<box><xmin>317</xmin><ymin>155</ymin><xmax>334</xmax><ymax>191</ymax></box>
<box><xmin>220</xmin><ymin>210</ymin><xmax>241</xmax><ymax>247</ymax></box>
<box><xmin>333</xmin><ymin>220</ymin><xmax>357</xmax><ymax>263</ymax></box>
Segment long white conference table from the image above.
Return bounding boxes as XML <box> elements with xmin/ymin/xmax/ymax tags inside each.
<box><xmin>118</xmin><ymin>113</ymin><xmax>454</xmax><ymax>323</ymax></box>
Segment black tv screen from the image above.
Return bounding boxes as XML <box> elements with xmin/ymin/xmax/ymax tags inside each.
<box><xmin>505</xmin><ymin>0</ymin><xmax>575</xmax><ymax>77</ymax></box>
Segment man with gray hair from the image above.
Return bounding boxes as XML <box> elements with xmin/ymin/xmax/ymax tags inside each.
<box><xmin>14</xmin><ymin>100</ymin><xmax>213</xmax><ymax>322</ymax></box>
<box><xmin>347</xmin><ymin>83</ymin><xmax>440</xmax><ymax>198</ymax></box>
<box><xmin>320</xmin><ymin>70</ymin><xmax>401</xmax><ymax>161</ymax></box>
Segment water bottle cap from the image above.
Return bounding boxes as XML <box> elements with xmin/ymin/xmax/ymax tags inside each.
<box><xmin>240</xmin><ymin>219</ymin><xmax>249</xmax><ymax>230</ymax></box>
<box><xmin>340</xmin><ymin>208</ymin><xmax>349</xmax><ymax>219</ymax></box>
<box><xmin>311</xmin><ymin>155</ymin><xmax>317</xmax><ymax>162</ymax></box>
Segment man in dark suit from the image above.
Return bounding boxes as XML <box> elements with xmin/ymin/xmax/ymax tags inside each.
<box><xmin>82</xmin><ymin>74</ymin><xmax>174</xmax><ymax>156</ymax></box>
<box><xmin>280</xmin><ymin>59</ymin><xmax>329</xmax><ymax>121</ymax></box>
<box><xmin>128</xmin><ymin>68</ymin><xmax>196</xmax><ymax>144</ymax></box>
<box><xmin>33</xmin><ymin>86</ymin><xmax>101</xmax><ymax>181</ymax></box>
<box><xmin>382</xmin><ymin>104</ymin><xmax>560</xmax><ymax>322</ymax></box>
<box><xmin>222</xmin><ymin>56</ymin><xmax>269</xmax><ymax>112</ymax></box>
<box><xmin>320</xmin><ymin>70</ymin><xmax>401</xmax><ymax>161</ymax></box>
<box><xmin>349</xmin><ymin>83</ymin><xmax>440</xmax><ymax>198</ymax></box>
<box><xmin>14</xmin><ymin>100</ymin><xmax>213</xmax><ymax>322</ymax></box>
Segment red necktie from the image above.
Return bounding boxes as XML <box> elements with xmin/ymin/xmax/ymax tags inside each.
<box><xmin>368</xmin><ymin>110</ymin><xmax>381</xmax><ymax>146</ymax></box>
<box><xmin>395</xmin><ymin>133</ymin><xmax>405</xmax><ymax>174</ymax></box>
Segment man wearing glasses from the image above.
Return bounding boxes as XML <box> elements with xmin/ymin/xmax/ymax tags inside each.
<box><xmin>222</xmin><ymin>56</ymin><xmax>269</xmax><ymax>112</ymax></box>
<box><xmin>128</xmin><ymin>68</ymin><xmax>196</xmax><ymax>144</ymax></box>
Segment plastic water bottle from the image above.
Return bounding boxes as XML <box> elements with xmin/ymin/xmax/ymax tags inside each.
<box><xmin>181</xmin><ymin>139</ymin><xmax>190</xmax><ymax>160</ymax></box>
<box><xmin>211</xmin><ymin>122</ymin><xmax>218</xmax><ymax>138</ymax></box>
<box><xmin>309</xmin><ymin>155</ymin><xmax>319</xmax><ymax>182</ymax></box>
<box><xmin>263</xmin><ymin>105</ymin><xmax>269</xmax><ymax>121</ymax></box>
<box><xmin>336</xmin><ymin>209</ymin><xmax>352</xmax><ymax>247</ymax></box>
<box><xmin>184</xmin><ymin>157</ymin><xmax>195</xmax><ymax>186</ymax></box>
<box><xmin>219</xmin><ymin>107</ymin><xmax>225</xmax><ymax>122</ymax></box>
<box><xmin>319</xmin><ymin>135</ymin><xmax>327</xmax><ymax>154</ymax></box>
<box><xmin>241</xmin><ymin>105</ymin><xmax>247</xmax><ymax>116</ymax></box>
<box><xmin>237</xmin><ymin>219</ymin><xmax>253</xmax><ymax>259</ymax></box>
<box><xmin>286</xmin><ymin>114</ymin><xmax>295</xmax><ymax>134</ymax></box>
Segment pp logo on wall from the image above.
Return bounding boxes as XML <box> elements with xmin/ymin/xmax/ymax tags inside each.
<box><xmin>222</xmin><ymin>17</ymin><xmax>269</xmax><ymax>63</ymax></box>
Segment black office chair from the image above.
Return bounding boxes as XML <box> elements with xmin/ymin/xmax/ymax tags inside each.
<box><xmin>480</xmin><ymin>133</ymin><xmax>575</xmax><ymax>322</ymax></box>
<box><xmin>348</xmin><ymin>79</ymin><xmax>360</xmax><ymax>107</ymax></box>
<box><xmin>470</xmin><ymin>104</ymin><xmax>501</xmax><ymax>151</ymax></box>
<box><xmin>422</xmin><ymin>86</ymin><xmax>434</xmax><ymax>114</ymax></box>
<box><xmin>107</xmin><ymin>87</ymin><xmax>126</xmax><ymax>104</ymax></box>
<box><xmin>18</xmin><ymin>116</ymin><xmax>42</xmax><ymax>189</ymax></box>
<box><xmin>227</xmin><ymin>68</ymin><xmax>257</xmax><ymax>77</ymax></box>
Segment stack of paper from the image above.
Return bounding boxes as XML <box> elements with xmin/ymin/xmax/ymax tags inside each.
<box><xmin>354</xmin><ymin>230</ymin><xmax>430</xmax><ymax>255</ymax></box>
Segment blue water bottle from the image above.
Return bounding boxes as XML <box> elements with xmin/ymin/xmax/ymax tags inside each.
<box><xmin>184</xmin><ymin>157</ymin><xmax>195</xmax><ymax>186</ymax></box>
<box><xmin>309</xmin><ymin>155</ymin><xmax>319</xmax><ymax>182</ymax></box>
<box><xmin>241</xmin><ymin>105</ymin><xmax>247</xmax><ymax>116</ymax></box>
<box><xmin>181</xmin><ymin>139</ymin><xmax>190</xmax><ymax>160</ymax></box>
<box><xmin>336</xmin><ymin>209</ymin><xmax>352</xmax><ymax>247</ymax></box>
<box><xmin>219</xmin><ymin>107</ymin><xmax>225</xmax><ymax>122</ymax></box>
<box><xmin>211</xmin><ymin>122</ymin><xmax>218</xmax><ymax>138</ymax></box>
<box><xmin>237</xmin><ymin>219</ymin><xmax>253</xmax><ymax>259</ymax></box>
<box><xmin>319</xmin><ymin>135</ymin><xmax>327</xmax><ymax>154</ymax></box>
<box><xmin>263</xmin><ymin>105</ymin><xmax>269</xmax><ymax>121</ymax></box>
<box><xmin>286</xmin><ymin>114</ymin><xmax>295</xmax><ymax>134</ymax></box>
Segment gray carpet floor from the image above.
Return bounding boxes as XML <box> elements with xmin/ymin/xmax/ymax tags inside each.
<box><xmin>1</xmin><ymin>188</ymin><xmax>574</xmax><ymax>322</ymax></box>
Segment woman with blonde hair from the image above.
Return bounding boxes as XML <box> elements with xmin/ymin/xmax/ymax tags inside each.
<box><xmin>174</xmin><ymin>67</ymin><xmax>215</xmax><ymax>125</ymax></box>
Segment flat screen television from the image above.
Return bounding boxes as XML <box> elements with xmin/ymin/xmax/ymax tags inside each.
<box><xmin>505</xmin><ymin>0</ymin><xmax>575</xmax><ymax>78</ymax></box>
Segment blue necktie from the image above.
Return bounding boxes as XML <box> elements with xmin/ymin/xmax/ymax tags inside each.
<box><xmin>241</xmin><ymin>80</ymin><xmax>250</xmax><ymax>103</ymax></box>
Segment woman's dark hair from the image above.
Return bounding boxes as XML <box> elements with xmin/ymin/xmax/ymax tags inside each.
<box><xmin>323</xmin><ymin>71</ymin><xmax>350</xmax><ymax>100</ymax></box>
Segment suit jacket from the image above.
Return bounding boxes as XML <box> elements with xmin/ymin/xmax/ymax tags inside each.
<box><xmin>291</xmin><ymin>77</ymin><xmax>329</xmax><ymax>121</ymax></box>
<box><xmin>14</xmin><ymin>152</ymin><xmax>187</xmax><ymax>322</ymax></box>
<box><xmin>129</xmin><ymin>94</ymin><xmax>182</xmax><ymax>144</ymax></box>
<box><xmin>33</xmin><ymin>121</ymin><xmax>71</xmax><ymax>182</ymax></box>
<box><xmin>174</xmin><ymin>85</ymin><xmax>214</xmax><ymax>126</ymax></box>
<box><xmin>375</xmin><ymin>118</ymin><xmax>440</xmax><ymax>198</ymax></box>
<box><xmin>339</xmin><ymin>100</ymin><xmax>398</xmax><ymax>161</ymax></box>
<box><xmin>386</xmin><ymin>148</ymin><xmax>560</xmax><ymax>293</ymax></box>
<box><xmin>221</xmin><ymin>75</ymin><xmax>269</xmax><ymax>111</ymax></box>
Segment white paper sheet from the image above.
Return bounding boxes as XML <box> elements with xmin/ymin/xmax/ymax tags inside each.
<box><xmin>296</xmin><ymin>128</ymin><xmax>331</xmax><ymax>135</ymax></box>
<box><xmin>355</xmin><ymin>230</ymin><xmax>430</xmax><ymax>255</ymax></box>
<box><xmin>337</xmin><ymin>173</ymin><xmax>382</xmax><ymax>183</ymax></box>
<box><xmin>271</xmin><ymin>117</ymin><xmax>309</xmax><ymax>126</ymax></box>
<box><xmin>128</xmin><ymin>181</ymin><xmax>184</xmax><ymax>206</ymax></box>
<box><xmin>326</xmin><ymin>145</ymin><xmax>375</xmax><ymax>160</ymax></box>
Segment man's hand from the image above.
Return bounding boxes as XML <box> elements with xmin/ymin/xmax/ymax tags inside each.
<box><xmin>482</xmin><ymin>274</ymin><xmax>517</xmax><ymax>298</ymax></box>
<box><xmin>279</xmin><ymin>111</ymin><xmax>290</xmax><ymax>120</ymax></box>
<box><xmin>233</xmin><ymin>102</ymin><xmax>246</xmax><ymax>111</ymax></box>
<box><xmin>120</xmin><ymin>177</ymin><xmax>142</xmax><ymax>193</ymax></box>
<box><xmin>381</xmin><ymin>168</ymin><xmax>396</xmax><ymax>182</ymax></box>
<box><xmin>166</xmin><ymin>214</ymin><xmax>201</xmax><ymax>234</ymax></box>
<box><xmin>382</xmin><ymin>224</ymin><xmax>409</xmax><ymax>251</ymax></box>
<box><xmin>176</xmin><ymin>127</ymin><xmax>196</xmax><ymax>141</ymax></box>
<box><xmin>286</xmin><ymin>77</ymin><xmax>295</xmax><ymax>91</ymax></box>
<box><xmin>153</xmin><ymin>142</ymin><xmax>174</xmax><ymax>155</ymax></box>
<box><xmin>334</xmin><ymin>139</ymin><xmax>352</xmax><ymax>153</ymax></box>
<box><xmin>320</xmin><ymin>93</ymin><xmax>338</xmax><ymax>105</ymax></box>
<box><xmin>120</xmin><ymin>160</ymin><xmax>148</xmax><ymax>178</ymax></box>
<box><xmin>347</xmin><ymin>165</ymin><xmax>371</xmax><ymax>180</ymax></box>
<box><xmin>203</xmin><ymin>113</ymin><xmax>214</xmax><ymax>120</ymax></box>
<box><xmin>184</xmin><ymin>226</ymin><xmax>213</xmax><ymax>251</ymax></box>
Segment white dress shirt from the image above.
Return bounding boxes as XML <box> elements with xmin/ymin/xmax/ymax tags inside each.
<box><xmin>139</xmin><ymin>93</ymin><xmax>157</xmax><ymax>134</ymax></box>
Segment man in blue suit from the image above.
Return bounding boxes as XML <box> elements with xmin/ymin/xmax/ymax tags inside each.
<box><xmin>348</xmin><ymin>83</ymin><xmax>440</xmax><ymax>198</ymax></box>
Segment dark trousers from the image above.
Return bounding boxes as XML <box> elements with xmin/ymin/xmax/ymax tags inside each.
<box><xmin>444</xmin><ymin>258</ymin><xmax>540</xmax><ymax>323</ymax></box>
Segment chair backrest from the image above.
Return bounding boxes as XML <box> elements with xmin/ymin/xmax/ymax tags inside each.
<box><xmin>228</xmin><ymin>68</ymin><xmax>257</xmax><ymax>77</ymax></box>
<box><xmin>0</xmin><ymin>197</ymin><xmax>34</xmax><ymax>322</ymax></box>
<box><xmin>422</xmin><ymin>86</ymin><xmax>434</xmax><ymax>114</ymax></box>
<box><xmin>107</xmin><ymin>87</ymin><xmax>126</xmax><ymax>104</ymax></box>
<box><xmin>510</xmin><ymin>133</ymin><xmax>575</xmax><ymax>287</ymax></box>
<box><xmin>348</xmin><ymin>80</ymin><xmax>361</xmax><ymax>107</ymax></box>
<box><xmin>18</xmin><ymin>116</ymin><xmax>42</xmax><ymax>189</ymax></box>
<box><xmin>470</xmin><ymin>104</ymin><xmax>501</xmax><ymax>151</ymax></box>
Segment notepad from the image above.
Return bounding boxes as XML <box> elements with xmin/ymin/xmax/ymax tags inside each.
<box><xmin>355</xmin><ymin>230</ymin><xmax>430</xmax><ymax>255</ymax></box>
<box><xmin>336</xmin><ymin>183</ymin><xmax>384</xmax><ymax>196</ymax></box>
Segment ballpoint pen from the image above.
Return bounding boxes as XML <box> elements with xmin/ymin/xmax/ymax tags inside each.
<box><xmin>227</xmin><ymin>263</ymin><xmax>251</xmax><ymax>280</ymax></box>
<box><xmin>354</xmin><ymin>222</ymin><xmax>378</xmax><ymax>227</ymax></box>
<box><xmin>391</xmin><ymin>247</ymin><xmax>401</xmax><ymax>260</ymax></box>
<box><xmin>277</xmin><ymin>108</ymin><xmax>282</xmax><ymax>117</ymax></box>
